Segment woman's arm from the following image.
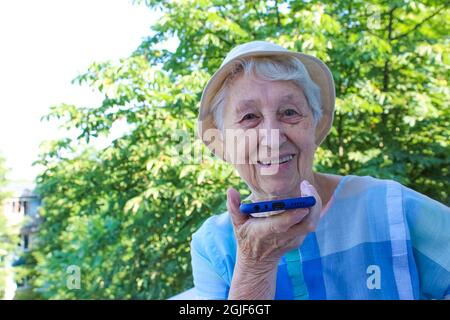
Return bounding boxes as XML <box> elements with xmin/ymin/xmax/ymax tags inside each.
<box><xmin>403</xmin><ymin>185</ymin><xmax>450</xmax><ymax>299</ymax></box>
<box><xmin>228</xmin><ymin>253</ymin><xmax>278</xmax><ymax>300</ymax></box>
<box><xmin>226</xmin><ymin>180</ymin><xmax>322</xmax><ymax>300</ymax></box>
<box><xmin>191</xmin><ymin>224</ymin><xmax>229</xmax><ymax>300</ymax></box>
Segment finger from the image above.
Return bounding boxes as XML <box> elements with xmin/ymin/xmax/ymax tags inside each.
<box><xmin>301</xmin><ymin>180</ymin><xmax>322</xmax><ymax>216</ymax></box>
<box><xmin>226</xmin><ymin>187</ymin><xmax>248</xmax><ymax>227</ymax></box>
<box><xmin>300</xmin><ymin>180</ymin><xmax>322</xmax><ymax>207</ymax></box>
<box><xmin>267</xmin><ymin>182</ymin><xmax>312</xmax><ymax>232</ymax></box>
<box><xmin>284</xmin><ymin>180</ymin><xmax>323</xmax><ymax>237</ymax></box>
<box><xmin>285</xmin><ymin>219</ymin><xmax>314</xmax><ymax>238</ymax></box>
<box><xmin>268</xmin><ymin>207</ymin><xmax>309</xmax><ymax>233</ymax></box>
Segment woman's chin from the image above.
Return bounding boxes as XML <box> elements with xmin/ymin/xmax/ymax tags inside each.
<box><xmin>258</xmin><ymin>181</ymin><xmax>299</xmax><ymax>200</ymax></box>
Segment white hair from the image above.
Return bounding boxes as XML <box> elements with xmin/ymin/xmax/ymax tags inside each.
<box><xmin>211</xmin><ymin>56</ymin><xmax>322</xmax><ymax>130</ymax></box>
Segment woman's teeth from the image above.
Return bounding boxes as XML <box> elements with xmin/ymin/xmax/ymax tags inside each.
<box><xmin>258</xmin><ymin>154</ymin><xmax>295</xmax><ymax>165</ymax></box>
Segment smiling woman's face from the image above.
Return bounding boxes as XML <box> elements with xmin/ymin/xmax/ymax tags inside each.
<box><xmin>222</xmin><ymin>73</ymin><xmax>317</xmax><ymax>200</ymax></box>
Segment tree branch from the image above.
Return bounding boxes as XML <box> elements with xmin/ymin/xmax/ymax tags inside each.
<box><xmin>380</xmin><ymin>6</ymin><xmax>396</xmax><ymax>146</ymax></box>
<box><xmin>274</xmin><ymin>0</ymin><xmax>281</xmax><ymax>27</ymax></box>
<box><xmin>215</xmin><ymin>33</ymin><xmax>233</xmax><ymax>46</ymax></box>
<box><xmin>249</xmin><ymin>1</ymin><xmax>264</xmax><ymax>25</ymax></box>
<box><xmin>391</xmin><ymin>5</ymin><xmax>448</xmax><ymax>41</ymax></box>
<box><xmin>383</xmin><ymin>6</ymin><xmax>396</xmax><ymax>92</ymax></box>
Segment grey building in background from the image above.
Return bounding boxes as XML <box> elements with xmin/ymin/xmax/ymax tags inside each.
<box><xmin>2</xmin><ymin>182</ymin><xmax>41</xmax><ymax>299</ymax></box>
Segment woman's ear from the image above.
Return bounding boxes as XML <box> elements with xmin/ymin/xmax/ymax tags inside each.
<box><xmin>201</xmin><ymin>125</ymin><xmax>226</xmax><ymax>161</ymax></box>
<box><xmin>197</xmin><ymin>114</ymin><xmax>227</xmax><ymax>161</ymax></box>
<box><xmin>314</xmin><ymin>111</ymin><xmax>333</xmax><ymax>146</ymax></box>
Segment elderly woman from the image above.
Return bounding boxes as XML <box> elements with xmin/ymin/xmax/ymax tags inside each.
<box><xmin>192</xmin><ymin>41</ymin><xmax>450</xmax><ymax>300</ymax></box>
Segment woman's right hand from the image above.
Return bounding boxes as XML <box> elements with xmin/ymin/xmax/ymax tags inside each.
<box><xmin>227</xmin><ymin>180</ymin><xmax>322</xmax><ymax>299</ymax></box>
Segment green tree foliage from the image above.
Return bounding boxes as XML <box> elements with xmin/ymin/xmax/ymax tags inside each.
<box><xmin>30</xmin><ymin>0</ymin><xmax>449</xmax><ymax>299</ymax></box>
<box><xmin>0</xmin><ymin>155</ymin><xmax>17</xmax><ymax>298</ymax></box>
<box><xmin>0</xmin><ymin>155</ymin><xmax>8</xmax><ymax>298</ymax></box>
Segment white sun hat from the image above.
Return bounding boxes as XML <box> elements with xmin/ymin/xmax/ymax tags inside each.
<box><xmin>197</xmin><ymin>40</ymin><xmax>335</xmax><ymax>161</ymax></box>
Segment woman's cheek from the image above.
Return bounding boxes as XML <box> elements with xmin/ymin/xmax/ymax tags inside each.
<box><xmin>296</xmin><ymin>138</ymin><xmax>316</xmax><ymax>179</ymax></box>
<box><xmin>235</xmin><ymin>163</ymin><xmax>264</xmax><ymax>194</ymax></box>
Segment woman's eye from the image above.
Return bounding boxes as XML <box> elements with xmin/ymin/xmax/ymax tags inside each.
<box><xmin>241</xmin><ymin>113</ymin><xmax>258</xmax><ymax>121</ymax></box>
<box><xmin>283</xmin><ymin>109</ymin><xmax>299</xmax><ymax>117</ymax></box>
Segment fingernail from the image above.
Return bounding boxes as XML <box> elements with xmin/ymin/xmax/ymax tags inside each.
<box><xmin>301</xmin><ymin>180</ymin><xmax>310</xmax><ymax>195</ymax></box>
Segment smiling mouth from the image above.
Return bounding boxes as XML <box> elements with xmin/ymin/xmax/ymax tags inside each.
<box><xmin>257</xmin><ymin>154</ymin><xmax>296</xmax><ymax>166</ymax></box>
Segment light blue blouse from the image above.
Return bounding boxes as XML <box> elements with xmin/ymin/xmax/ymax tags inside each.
<box><xmin>190</xmin><ymin>175</ymin><xmax>450</xmax><ymax>299</ymax></box>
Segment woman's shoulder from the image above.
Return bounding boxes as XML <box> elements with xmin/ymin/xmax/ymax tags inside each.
<box><xmin>190</xmin><ymin>211</ymin><xmax>236</xmax><ymax>279</ymax></box>
<box><xmin>340</xmin><ymin>174</ymin><xmax>391</xmax><ymax>191</ymax></box>
<box><xmin>336</xmin><ymin>174</ymin><xmax>449</xmax><ymax>219</ymax></box>
<box><xmin>319</xmin><ymin>173</ymin><xmax>388</xmax><ymax>201</ymax></box>
<box><xmin>191</xmin><ymin>211</ymin><xmax>235</xmax><ymax>248</ymax></box>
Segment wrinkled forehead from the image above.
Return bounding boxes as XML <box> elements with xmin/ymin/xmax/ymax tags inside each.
<box><xmin>226</xmin><ymin>75</ymin><xmax>308</xmax><ymax>111</ymax></box>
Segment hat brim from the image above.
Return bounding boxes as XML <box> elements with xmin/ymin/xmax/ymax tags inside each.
<box><xmin>197</xmin><ymin>50</ymin><xmax>335</xmax><ymax>161</ymax></box>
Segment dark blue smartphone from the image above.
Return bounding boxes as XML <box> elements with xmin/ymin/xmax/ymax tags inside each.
<box><xmin>239</xmin><ymin>196</ymin><xmax>316</xmax><ymax>215</ymax></box>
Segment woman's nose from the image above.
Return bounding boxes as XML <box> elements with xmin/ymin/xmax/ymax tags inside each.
<box><xmin>258</xmin><ymin>118</ymin><xmax>287</xmax><ymax>150</ymax></box>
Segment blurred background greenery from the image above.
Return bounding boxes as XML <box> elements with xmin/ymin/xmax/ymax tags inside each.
<box><xmin>1</xmin><ymin>0</ymin><xmax>448</xmax><ymax>299</ymax></box>
<box><xmin>0</xmin><ymin>155</ymin><xmax>15</xmax><ymax>298</ymax></box>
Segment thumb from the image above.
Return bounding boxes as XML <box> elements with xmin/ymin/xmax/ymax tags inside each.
<box><xmin>300</xmin><ymin>180</ymin><xmax>321</xmax><ymax>205</ymax></box>
<box><xmin>226</xmin><ymin>187</ymin><xmax>248</xmax><ymax>227</ymax></box>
